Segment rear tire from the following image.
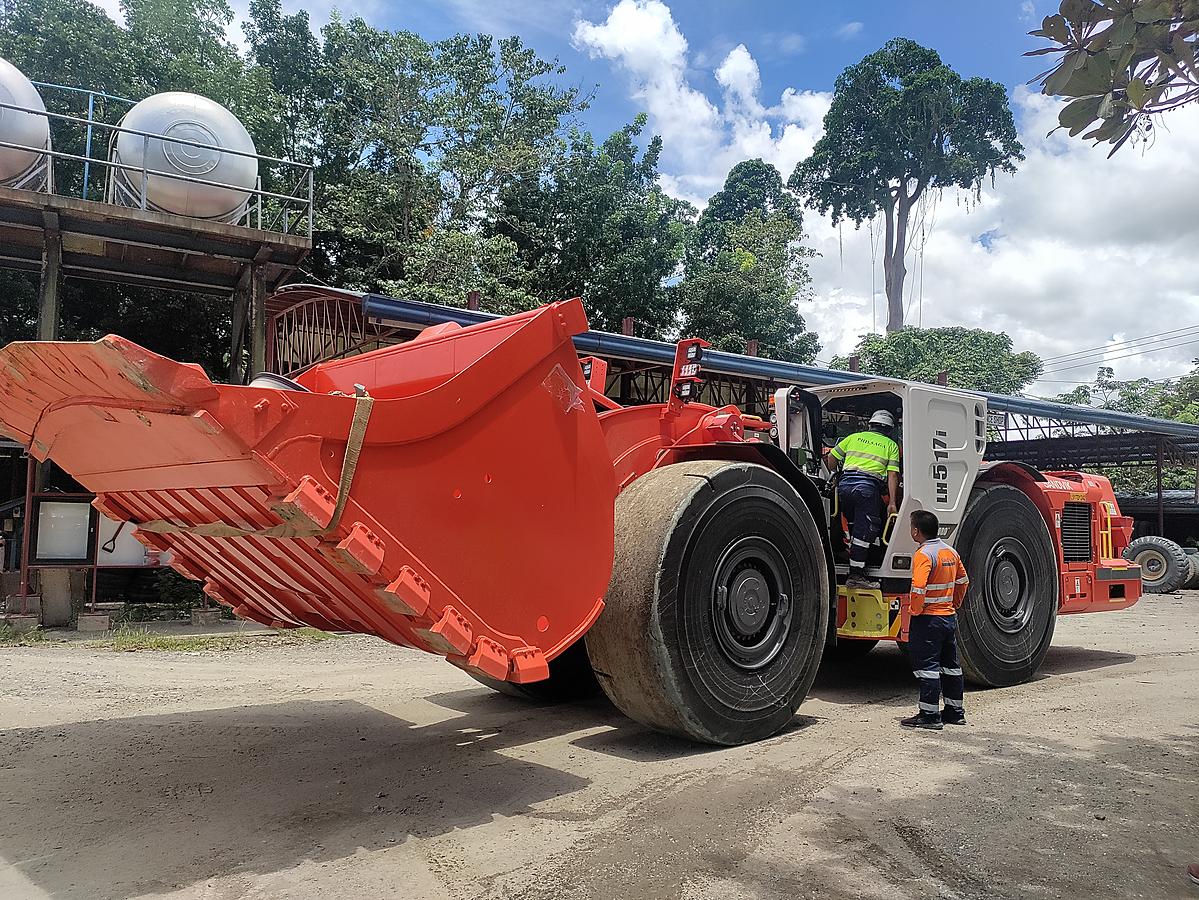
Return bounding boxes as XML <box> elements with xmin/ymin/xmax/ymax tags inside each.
<box><xmin>585</xmin><ymin>460</ymin><xmax>829</xmax><ymax>745</ymax></box>
<box><xmin>1185</xmin><ymin>552</ymin><xmax>1199</xmax><ymax>590</ymax></box>
<box><xmin>955</xmin><ymin>484</ymin><xmax>1058</xmax><ymax>688</ymax></box>
<box><xmin>466</xmin><ymin>640</ymin><xmax>600</xmax><ymax>702</ymax></box>
<box><xmin>1124</xmin><ymin>535</ymin><xmax>1189</xmax><ymax>594</ymax></box>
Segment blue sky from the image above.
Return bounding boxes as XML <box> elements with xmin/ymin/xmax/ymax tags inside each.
<box><xmin>387</xmin><ymin>1</ymin><xmax>1051</xmax><ymax>149</ymax></box>
<box><xmin>305</xmin><ymin>0</ymin><xmax>1199</xmax><ymax>385</ymax></box>
<box><xmin>86</xmin><ymin>0</ymin><xmax>1199</xmax><ymax>384</ymax></box>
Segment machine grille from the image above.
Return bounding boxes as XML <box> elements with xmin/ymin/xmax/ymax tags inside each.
<box><xmin>1060</xmin><ymin>502</ymin><xmax>1093</xmax><ymax>563</ymax></box>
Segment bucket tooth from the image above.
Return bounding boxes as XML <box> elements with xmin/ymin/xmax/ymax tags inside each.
<box><xmin>272</xmin><ymin>475</ymin><xmax>335</xmax><ymax>531</ymax></box>
<box><xmin>510</xmin><ymin>646</ymin><xmax>550</xmax><ymax>683</ymax></box>
<box><xmin>0</xmin><ymin>299</ymin><xmax>619</xmax><ymax>683</ymax></box>
<box><xmin>333</xmin><ymin>523</ymin><xmax>385</xmax><ymax>576</ymax></box>
<box><xmin>192</xmin><ymin>410</ymin><xmax>224</xmax><ymax>435</ymax></box>
<box><xmin>418</xmin><ymin>606</ymin><xmax>473</xmax><ymax>656</ymax></box>
<box><xmin>92</xmin><ymin>495</ymin><xmax>131</xmax><ymax>521</ymax></box>
<box><xmin>377</xmin><ymin>566</ymin><xmax>431</xmax><ymax>617</ymax></box>
<box><xmin>466</xmin><ymin>637</ymin><xmax>510</xmax><ymax>680</ymax></box>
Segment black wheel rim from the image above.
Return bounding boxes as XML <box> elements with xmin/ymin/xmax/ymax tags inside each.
<box><xmin>710</xmin><ymin>535</ymin><xmax>793</xmax><ymax>670</ymax></box>
<box><xmin>984</xmin><ymin>538</ymin><xmax>1035</xmax><ymax>634</ymax></box>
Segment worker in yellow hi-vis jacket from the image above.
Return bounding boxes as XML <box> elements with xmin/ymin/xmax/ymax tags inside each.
<box><xmin>901</xmin><ymin>509</ymin><xmax>970</xmax><ymax>731</ymax></box>
<box><xmin>826</xmin><ymin>410</ymin><xmax>901</xmax><ymax>587</ymax></box>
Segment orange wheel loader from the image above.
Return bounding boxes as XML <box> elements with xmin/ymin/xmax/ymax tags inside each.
<box><xmin>0</xmin><ymin>299</ymin><xmax>1142</xmax><ymax>744</ymax></box>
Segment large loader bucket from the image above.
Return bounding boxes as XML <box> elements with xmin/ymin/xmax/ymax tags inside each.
<box><xmin>0</xmin><ymin>299</ymin><xmax>616</xmax><ymax>683</ymax></box>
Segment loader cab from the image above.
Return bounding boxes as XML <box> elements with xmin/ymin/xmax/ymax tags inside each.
<box><xmin>772</xmin><ymin>378</ymin><xmax>987</xmax><ymax>581</ymax></box>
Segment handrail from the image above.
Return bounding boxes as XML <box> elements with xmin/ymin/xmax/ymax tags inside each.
<box><xmin>31</xmin><ymin>81</ymin><xmax>137</xmax><ymax>106</ymax></box>
<box><xmin>0</xmin><ymin>97</ymin><xmax>313</xmax><ymax>236</ymax></box>
<box><xmin>0</xmin><ymin>138</ymin><xmax>309</xmax><ymax>204</ymax></box>
<box><xmin>0</xmin><ymin>99</ymin><xmax>309</xmax><ymax>167</ymax></box>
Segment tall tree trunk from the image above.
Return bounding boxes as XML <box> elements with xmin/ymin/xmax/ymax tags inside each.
<box><xmin>881</xmin><ymin>180</ymin><xmax>926</xmax><ymax>333</ymax></box>
<box><xmin>883</xmin><ymin>190</ymin><xmax>910</xmax><ymax>333</ymax></box>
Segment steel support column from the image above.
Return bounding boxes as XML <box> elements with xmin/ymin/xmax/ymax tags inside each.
<box><xmin>38</xmin><ymin>212</ymin><xmax>61</xmax><ymax>341</ymax></box>
<box><xmin>250</xmin><ymin>264</ymin><xmax>266</xmax><ymax>377</ymax></box>
<box><xmin>1157</xmin><ymin>437</ymin><xmax>1165</xmax><ymax>536</ymax></box>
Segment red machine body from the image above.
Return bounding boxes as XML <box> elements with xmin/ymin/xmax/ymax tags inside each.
<box><xmin>0</xmin><ymin>300</ymin><xmax>778</xmax><ymax>684</ymax></box>
<box><xmin>981</xmin><ymin>466</ymin><xmax>1141</xmax><ymax>614</ymax></box>
<box><xmin>0</xmin><ymin>298</ymin><xmax>1143</xmax><ymax>686</ymax></box>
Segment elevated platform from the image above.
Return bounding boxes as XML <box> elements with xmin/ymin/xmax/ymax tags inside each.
<box><xmin>0</xmin><ymin>184</ymin><xmax>310</xmax><ymax>294</ymax></box>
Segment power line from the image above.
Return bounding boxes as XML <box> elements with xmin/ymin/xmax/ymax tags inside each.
<box><xmin>1038</xmin><ymin>330</ymin><xmax>1199</xmax><ymax>372</ymax></box>
<box><xmin>1036</xmin><ymin>372</ymin><xmax>1189</xmax><ymax>386</ymax></box>
<box><xmin>1039</xmin><ymin>323</ymin><xmax>1199</xmax><ymax>364</ymax></box>
<box><xmin>1042</xmin><ymin>336</ymin><xmax>1199</xmax><ymax>374</ymax></box>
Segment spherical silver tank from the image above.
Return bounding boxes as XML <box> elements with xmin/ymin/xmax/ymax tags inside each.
<box><xmin>0</xmin><ymin>56</ymin><xmax>51</xmax><ymax>183</ymax></box>
<box><xmin>113</xmin><ymin>92</ymin><xmax>257</xmax><ymax>220</ymax></box>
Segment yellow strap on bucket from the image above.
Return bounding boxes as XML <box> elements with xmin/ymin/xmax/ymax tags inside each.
<box><xmin>133</xmin><ymin>389</ymin><xmax>375</xmax><ymax>539</ymax></box>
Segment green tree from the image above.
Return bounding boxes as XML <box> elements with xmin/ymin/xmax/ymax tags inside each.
<box><xmin>431</xmin><ymin>34</ymin><xmax>584</xmax><ymax>225</ymax></box>
<box><xmin>791</xmin><ymin>38</ymin><xmax>1023</xmax><ymax>332</ymax></box>
<box><xmin>377</xmin><ymin>229</ymin><xmax>538</xmax><ymax>315</ymax></box>
<box><xmin>1053</xmin><ymin>365</ymin><xmax>1198</xmax><ymax>492</ymax></box>
<box><xmin>495</xmin><ymin>116</ymin><xmax>694</xmax><ymax>337</ymax></box>
<box><xmin>681</xmin><ymin>215</ymin><xmax>819</xmax><ymax>363</ymax></box>
<box><xmin>680</xmin><ymin>160</ymin><xmax>818</xmax><ymax>363</ymax></box>
<box><xmin>693</xmin><ymin>158</ymin><xmax>800</xmax><ymax>262</ymax></box>
<box><xmin>1027</xmin><ymin>0</ymin><xmax>1199</xmax><ymax>155</ymax></box>
<box><xmin>831</xmin><ymin>328</ymin><xmax>1043</xmax><ymax>394</ymax></box>
<box><xmin>243</xmin><ymin>0</ymin><xmax>320</xmax><ymax>161</ymax></box>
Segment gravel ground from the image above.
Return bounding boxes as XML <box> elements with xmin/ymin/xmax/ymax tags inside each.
<box><xmin>0</xmin><ymin>593</ymin><xmax>1196</xmax><ymax>900</ymax></box>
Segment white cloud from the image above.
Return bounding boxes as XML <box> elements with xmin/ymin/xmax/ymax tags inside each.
<box><xmin>1020</xmin><ymin>1</ymin><xmax>1037</xmax><ymax>23</ymax></box>
<box><xmin>574</xmin><ymin>1</ymin><xmax>824</xmax><ymax>203</ymax></box>
<box><xmin>758</xmin><ymin>31</ymin><xmax>807</xmax><ymax>57</ymax></box>
<box><xmin>835</xmin><ymin>21</ymin><xmax>864</xmax><ymax>39</ymax></box>
<box><xmin>801</xmin><ymin>87</ymin><xmax>1199</xmax><ymax>390</ymax></box>
<box><xmin>578</xmin><ymin>1</ymin><xmax>1199</xmax><ymax>391</ymax></box>
<box><xmin>715</xmin><ymin>44</ymin><xmax>763</xmax><ymax>115</ymax></box>
<box><xmin>573</xmin><ymin>0</ymin><xmax>723</xmax><ymax>187</ymax></box>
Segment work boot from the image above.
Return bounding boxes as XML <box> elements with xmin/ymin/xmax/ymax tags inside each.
<box><xmin>900</xmin><ymin>712</ymin><xmax>943</xmax><ymax>731</ymax></box>
<box><xmin>846</xmin><ymin>573</ymin><xmax>875</xmax><ymax>589</ymax></box>
<box><xmin>942</xmin><ymin>708</ymin><xmax>967</xmax><ymax>726</ymax></box>
<box><xmin>1188</xmin><ymin>862</ymin><xmax>1199</xmax><ymax>887</ymax></box>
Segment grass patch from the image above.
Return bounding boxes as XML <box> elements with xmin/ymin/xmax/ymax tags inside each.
<box><xmin>0</xmin><ymin>624</ymin><xmax>48</xmax><ymax>647</ymax></box>
<box><xmin>84</xmin><ymin>625</ymin><xmax>337</xmax><ymax>652</ymax></box>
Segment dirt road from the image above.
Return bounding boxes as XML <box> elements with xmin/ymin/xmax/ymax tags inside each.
<box><xmin>1</xmin><ymin>594</ymin><xmax>1196</xmax><ymax>900</ymax></box>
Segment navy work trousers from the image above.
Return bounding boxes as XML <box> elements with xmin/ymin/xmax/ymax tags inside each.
<box><xmin>838</xmin><ymin>475</ymin><xmax>883</xmax><ymax>569</ymax></box>
<box><xmin>908</xmin><ymin>613</ymin><xmax>965</xmax><ymax>715</ymax></box>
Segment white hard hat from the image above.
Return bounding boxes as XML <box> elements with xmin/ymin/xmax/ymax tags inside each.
<box><xmin>869</xmin><ymin>410</ymin><xmax>895</xmax><ymax>428</ymax></box>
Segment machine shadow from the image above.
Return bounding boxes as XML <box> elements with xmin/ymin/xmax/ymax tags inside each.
<box><xmin>1036</xmin><ymin>644</ymin><xmax>1136</xmax><ymax>676</ymax></box>
<box><xmin>811</xmin><ymin>642</ymin><xmax>914</xmax><ymax>707</ymax></box>
<box><xmin>427</xmin><ymin>687</ymin><xmax>742</xmax><ymax>761</ymax></box>
<box><xmin>810</xmin><ymin>641</ymin><xmax>1136</xmax><ymax>708</ymax></box>
<box><xmin>0</xmin><ymin>698</ymin><xmax>595</xmax><ymax>900</ymax></box>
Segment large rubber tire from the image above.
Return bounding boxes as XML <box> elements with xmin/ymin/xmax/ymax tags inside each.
<box><xmin>955</xmin><ymin>484</ymin><xmax>1058</xmax><ymax>688</ymax></box>
<box><xmin>1185</xmin><ymin>551</ymin><xmax>1199</xmax><ymax>590</ymax></box>
<box><xmin>585</xmin><ymin>460</ymin><xmax>829</xmax><ymax>745</ymax></box>
<box><xmin>466</xmin><ymin>640</ymin><xmax>601</xmax><ymax>702</ymax></box>
<box><xmin>1124</xmin><ymin>535</ymin><xmax>1189</xmax><ymax>594</ymax></box>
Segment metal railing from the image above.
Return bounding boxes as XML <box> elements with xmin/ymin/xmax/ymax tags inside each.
<box><xmin>0</xmin><ymin>93</ymin><xmax>314</xmax><ymax>237</ymax></box>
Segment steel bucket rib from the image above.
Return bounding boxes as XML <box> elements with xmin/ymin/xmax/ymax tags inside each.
<box><xmin>0</xmin><ymin>299</ymin><xmax>617</xmax><ymax>684</ymax></box>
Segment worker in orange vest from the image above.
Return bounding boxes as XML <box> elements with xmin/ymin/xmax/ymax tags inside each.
<box><xmin>901</xmin><ymin>509</ymin><xmax>970</xmax><ymax>731</ymax></box>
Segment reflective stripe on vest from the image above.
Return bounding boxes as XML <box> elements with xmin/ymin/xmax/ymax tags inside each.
<box><xmin>830</xmin><ymin>431</ymin><xmax>900</xmax><ymax>481</ymax></box>
<box><xmin>916</xmin><ymin>540</ymin><xmax>967</xmax><ymax>609</ymax></box>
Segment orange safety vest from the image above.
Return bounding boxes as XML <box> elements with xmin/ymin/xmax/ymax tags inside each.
<box><xmin>909</xmin><ymin>538</ymin><xmax>969</xmax><ymax>616</ymax></box>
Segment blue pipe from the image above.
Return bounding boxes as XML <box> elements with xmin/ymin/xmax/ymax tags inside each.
<box><xmin>360</xmin><ymin>292</ymin><xmax>1199</xmax><ymax>439</ymax></box>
